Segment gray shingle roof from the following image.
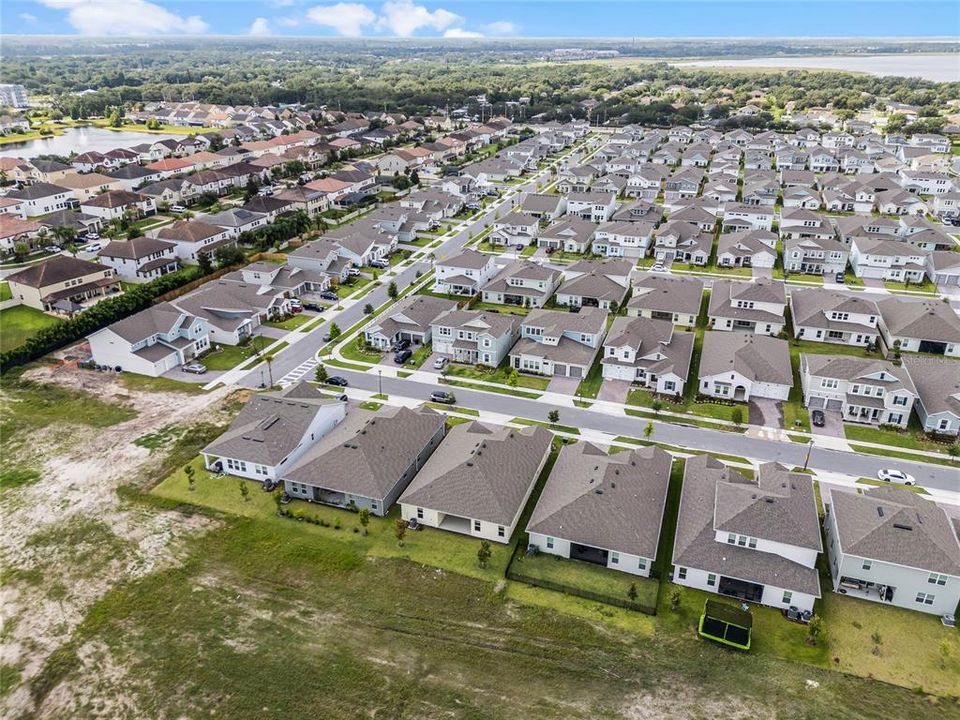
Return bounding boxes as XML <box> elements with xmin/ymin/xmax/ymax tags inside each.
<box><xmin>699</xmin><ymin>331</ymin><xmax>793</xmax><ymax>386</ymax></box>
<box><xmin>801</xmin><ymin>354</ymin><xmax>916</xmax><ymax>396</ymax></box>
<box><xmin>828</xmin><ymin>486</ymin><xmax>960</xmax><ymax>576</ymax></box>
<box><xmin>877</xmin><ymin>297</ymin><xmax>960</xmax><ymax>344</ymax></box>
<box><xmin>629</xmin><ymin>273</ymin><xmax>704</xmax><ymax>317</ymax></box>
<box><xmin>603</xmin><ymin>316</ymin><xmax>694</xmax><ymax>381</ymax></box>
<box><xmin>790</xmin><ymin>288</ymin><xmax>879</xmax><ymax>332</ymax></box>
<box><xmin>901</xmin><ymin>356</ymin><xmax>960</xmax><ymax>418</ymax></box>
<box><xmin>527</xmin><ymin>443</ymin><xmax>672</xmax><ymax>558</ymax></box>
<box><xmin>399</xmin><ymin>422</ymin><xmax>553</xmax><ymax>526</ymax></box>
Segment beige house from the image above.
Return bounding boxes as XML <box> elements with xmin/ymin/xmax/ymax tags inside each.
<box><xmin>56</xmin><ymin>172</ymin><xmax>124</xmax><ymax>203</ymax></box>
<box><xmin>6</xmin><ymin>255</ymin><xmax>119</xmax><ymax>311</ymax></box>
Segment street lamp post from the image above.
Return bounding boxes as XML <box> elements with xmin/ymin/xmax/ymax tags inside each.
<box><xmin>802</xmin><ymin>439</ymin><xmax>814</xmax><ymax>472</ymax></box>
<box><xmin>378</xmin><ymin>368</ymin><xmax>383</xmax><ymax>397</ymax></box>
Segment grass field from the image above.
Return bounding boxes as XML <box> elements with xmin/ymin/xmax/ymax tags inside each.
<box><xmin>0</xmin><ymin>282</ymin><xmax>11</xmax><ymax>301</ymax></box>
<box><xmin>263</xmin><ymin>313</ymin><xmax>313</xmax><ymax>331</ymax></box>
<box><xmin>200</xmin><ymin>339</ymin><xmax>263</xmax><ymax>371</ymax></box>
<box><xmin>444</xmin><ymin>363</ymin><xmax>551</xmax><ymax>391</ymax></box>
<box><xmin>0</xmin><ymin>306</ymin><xmax>61</xmax><ymax>352</ymax></box>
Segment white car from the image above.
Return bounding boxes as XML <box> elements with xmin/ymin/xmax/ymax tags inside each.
<box><xmin>170</xmin><ymin>205</ymin><xmax>187</xmax><ymax>214</ymax></box>
<box><xmin>433</xmin><ymin>356</ymin><xmax>449</xmax><ymax>370</ymax></box>
<box><xmin>347</xmin><ymin>267</ymin><xmax>361</xmax><ymax>277</ymax></box>
<box><xmin>877</xmin><ymin>468</ymin><xmax>916</xmax><ymax>486</ymax></box>
<box><xmin>86</xmin><ymin>243</ymin><xmax>102</xmax><ymax>254</ymax></box>
<box><xmin>651</xmin><ymin>263</ymin><xmax>666</xmax><ymax>273</ymax></box>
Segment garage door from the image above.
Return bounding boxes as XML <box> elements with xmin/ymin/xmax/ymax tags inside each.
<box><xmin>553</xmin><ymin>363</ymin><xmax>567</xmax><ymax>376</ymax></box>
<box><xmin>826</xmin><ymin>399</ymin><xmax>842</xmax><ymax>411</ymax></box>
<box><xmin>919</xmin><ymin>340</ymin><xmax>947</xmax><ymax>355</ymax></box>
<box><xmin>569</xmin><ymin>366</ymin><xmax>583</xmax><ymax>378</ymax></box>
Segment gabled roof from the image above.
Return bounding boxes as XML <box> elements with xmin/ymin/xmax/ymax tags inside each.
<box><xmin>399</xmin><ymin>422</ymin><xmax>553</xmax><ymax>526</ymax></box>
<box><xmin>527</xmin><ymin>443</ymin><xmax>672</xmax><ymax>558</ymax></box>
<box><xmin>99</xmin><ymin>236</ymin><xmax>175</xmax><ymax>260</ymax></box>
<box><xmin>877</xmin><ymin>297</ymin><xmax>960</xmax><ymax>343</ymax></box>
<box><xmin>629</xmin><ymin>273</ymin><xmax>704</xmax><ymax>316</ymax></box>
<box><xmin>801</xmin><ymin>354</ymin><xmax>916</xmax><ymax>395</ymax></box>
<box><xmin>699</xmin><ymin>331</ymin><xmax>792</xmax><ymax>386</ymax></box>
<box><xmin>7</xmin><ymin>255</ymin><xmax>110</xmax><ymax>288</ymax></box>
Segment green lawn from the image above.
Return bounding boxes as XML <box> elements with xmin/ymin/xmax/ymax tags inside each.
<box><xmin>339</xmin><ymin>338</ymin><xmax>382</xmax><ymax>364</ymax></box>
<box><xmin>263</xmin><ymin>313</ymin><xmax>313</xmax><ymax>331</ymax></box>
<box><xmin>510</xmin><ymin>417</ymin><xmax>581</xmax><ymax>435</ymax></box>
<box><xmin>626</xmin><ymin>386</ymin><xmax>742</xmax><ymax>424</ymax></box>
<box><xmin>0</xmin><ymin>282</ymin><xmax>11</xmax><ymax>301</ymax></box>
<box><xmin>574</xmin><ymin>353</ymin><xmax>604</xmax><ymax>399</ymax></box>
<box><xmin>509</xmin><ymin>551</ymin><xmax>659</xmax><ymax>609</ymax></box>
<box><xmin>200</xmin><ymin>338</ymin><xmax>263</xmax><ymax>371</ymax></box>
<box><xmin>441</xmin><ymin>378</ymin><xmax>542</xmax><ymax>400</ymax></box>
<box><xmin>444</xmin><ymin>363</ymin><xmax>550</xmax><ymax>391</ymax></box>
<box><xmin>843</xmin><ymin>420</ymin><xmax>952</xmax><ymax>454</ymax></box>
<box><xmin>0</xmin><ymin>306</ymin><xmax>62</xmax><ymax>352</ymax></box>
<box><xmin>520</xmin><ymin>244</ymin><xmax>538</xmax><ymax>257</ymax></box>
<box><xmin>401</xmin><ymin>342</ymin><xmax>433</xmax><ymax>369</ymax></box>
<box><xmin>855</xmin><ymin>477</ymin><xmax>929</xmax><ymax>495</ymax></box>
<box><xmin>883</xmin><ymin>278</ymin><xmax>938</xmax><ymax>295</ymax></box>
<box><xmin>848</xmin><ymin>443</ymin><xmax>959</xmax><ymax>468</ymax></box>
<box><xmin>467</xmin><ymin>301</ymin><xmax>529</xmax><ymax>315</ymax></box>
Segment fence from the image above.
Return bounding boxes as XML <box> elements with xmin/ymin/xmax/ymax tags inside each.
<box><xmin>505</xmin><ymin>566</ymin><xmax>658</xmax><ymax>616</ymax></box>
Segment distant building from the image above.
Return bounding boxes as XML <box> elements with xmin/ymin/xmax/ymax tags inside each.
<box><xmin>0</xmin><ymin>84</ymin><xmax>29</xmax><ymax>108</ymax></box>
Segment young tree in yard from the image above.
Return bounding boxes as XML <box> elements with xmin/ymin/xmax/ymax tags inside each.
<box><xmin>273</xmin><ymin>488</ymin><xmax>284</xmax><ymax>515</ymax></box>
<box><xmin>363</xmin><ymin>303</ymin><xmax>374</xmax><ymax>315</ymax></box>
<box><xmin>359</xmin><ymin>507</ymin><xmax>371</xmax><ymax>536</ymax></box>
<box><xmin>669</xmin><ymin>587</ymin><xmax>682</xmax><ymax>612</ymax></box>
<box><xmin>264</xmin><ymin>352</ymin><xmax>276</xmax><ymax>387</ymax></box>
<box><xmin>506</xmin><ymin>367</ymin><xmax>519</xmax><ymax>388</ymax></box>
<box><xmin>244</xmin><ymin>176</ymin><xmax>260</xmax><ymax>201</ymax></box>
<box><xmin>239</xmin><ymin>481</ymin><xmax>250</xmax><ymax>503</ymax></box>
<box><xmin>477</xmin><ymin>540</ymin><xmax>492</xmax><ymax>569</ymax></box>
<box><xmin>314</xmin><ymin>364</ymin><xmax>328</xmax><ymax>383</ymax></box>
<box><xmin>651</xmin><ymin>399</ymin><xmax>663</xmax><ymax>415</ymax></box>
<box><xmin>731</xmin><ymin>406</ymin><xmax>744</xmax><ymax>427</ymax></box>
<box><xmin>328</xmin><ymin>322</ymin><xmax>341</xmax><ymax>339</ymax></box>
<box><xmin>197</xmin><ymin>251</ymin><xmax>213</xmax><ymax>276</ymax></box>
<box><xmin>387</xmin><ymin>281</ymin><xmax>398</xmax><ymax>299</ymax></box>
<box><xmin>394</xmin><ymin>517</ymin><xmax>407</xmax><ymax>547</ymax></box>
<box><xmin>184</xmin><ymin>464</ymin><xmax>196</xmax><ymax>492</ymax></box>
<box><xmin>547</xmin><ymin>409</ymin><xmax>560</xmax><ymax>425</ymax></box>
<box><xmin>608</xmin><ymin>300</ymin><xmax>619</xmax><ymax>315</ymax></box>
<box><xmin>644</xmin><ymin>421</ymin><xmax>654</xmax><ymax>440</ymax></box>
<box><xmin>627</xmin><ymin>583</ymin><xmax>638</xmax><ymax>603</ymax></box>
<box><xmin>806</xmin><ymin>614</ymin><xmax>823</xmax><ymax>645</ymax></box>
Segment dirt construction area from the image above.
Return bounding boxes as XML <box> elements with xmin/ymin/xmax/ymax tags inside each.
<box><xmin>0</xmin><ymin>364</ymin><xmax>237</xmax><ymax>719</ymax></box>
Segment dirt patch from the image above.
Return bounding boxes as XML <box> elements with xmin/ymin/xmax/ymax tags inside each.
<box><xmin>622</xmin><ymin>684</ymin><xmax>776</xmax><ymax>720</ymax></box>
<box><xmin>0</xmin><ymin>366</ymin><xmax>237</xmax><ymax>718</ymax></box>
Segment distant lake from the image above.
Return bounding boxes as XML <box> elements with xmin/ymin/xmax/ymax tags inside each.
<box><xmin>674</xmin><ymin>53</ymin><xmax>959</xmax><ymax>82</ymax></box>
<box><xmin>0</xmin><ymin>126</ymin><xmax>182</xmax><ymax>159</ymax></box>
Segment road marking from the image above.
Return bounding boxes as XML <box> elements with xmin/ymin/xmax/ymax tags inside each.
<box><xmin>278</xmin><ymin>357</ymin><xmax>319</xmax><ymax>387</ymax></box>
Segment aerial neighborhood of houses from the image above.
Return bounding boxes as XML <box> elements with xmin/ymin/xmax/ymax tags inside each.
<box><xmin>3</xmin><ymin>92</ymin><xmax>960</xmax><ymax>647</ymax></box>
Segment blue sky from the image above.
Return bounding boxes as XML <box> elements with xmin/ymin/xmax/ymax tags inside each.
<box><xmin>5</xmin><ymin>1</ymin><xmax>959</xmax><ymax>38</ymax></box>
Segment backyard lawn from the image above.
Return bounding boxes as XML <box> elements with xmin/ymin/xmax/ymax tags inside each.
<box><xmin>0</xmin><ymin>306</ymin><xmax>61</xmax><ymax>352</ymax></box>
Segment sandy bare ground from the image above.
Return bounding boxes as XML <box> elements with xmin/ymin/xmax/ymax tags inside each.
<box><xmin>0</xmin><ymin>366</ymin><xmax>237</xmax><ymax>718</ymax></box>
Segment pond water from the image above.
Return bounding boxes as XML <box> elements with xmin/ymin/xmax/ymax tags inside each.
<box><xmin>674</xmin><ymin>53</ymin><xmax>959</xmax><ymax>83</ymax></box>
<box><xmin>0</xmin><ymin>126</ymin><xmax>182</xmax><ymax>159</ymax></box>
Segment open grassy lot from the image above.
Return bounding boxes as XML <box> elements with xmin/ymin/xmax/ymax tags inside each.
<box><xmin>0</xmin><ymin>306</ymin><xmax>61</xmax><ymax>352</ymax></box>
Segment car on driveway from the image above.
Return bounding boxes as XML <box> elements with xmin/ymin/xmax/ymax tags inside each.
<box><xmin>326</xmin><ymin>376</ymin><xmax>349</xmax><ymax>387</ymax></box>
<box><xmin>182</xmin><ymin>362</ymin><xmax>207</xmax><ymax>375</ymax></box>
<box><xmin>811</xmin><ymin>409</ymin><xmax>825</xmax><ymax>427</ymax></box>
<box><xmin>319</xmin><ymin>291</ymin><xmax>339</xmax><ymax>301</ymax></box>
<box><xmin>835</xmin><ymin>272</ymin><xmax>845</xmax><ymax>284</ymax></box>
<box><xmin>430</xmin><ymin>390</ymin><xmax>456</xmax><ymax>404</ymax></box>
<box><xmin>394</xmin><ymin>348</ymin><xmax>412</xmax><ymax>364</ymax></box>
<box><xmin>651</xmin><ymin>263</ymin><xmax>666</xmax><ymax>272</ymax></box>
<box><xmin>369</xmin><ymin>259</ymin><xmax>389</xmax><ymax>269</ymax></box>
<box><xmin>433</xmin><ymin>356</ymin><xmax>449</xmax><ymax>370</ymax></box>
<box><xmin>877</xmin><ymin>468</ymin><xmax>915</xmax><ymax>486</ymax></box>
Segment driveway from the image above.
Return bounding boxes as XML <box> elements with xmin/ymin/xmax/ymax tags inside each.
<box><xmin>748</xmin><ymin>398</ymin><xmax>782</xmax><ymax>428</ymax></box>
<box><xmin>597</xmin><ymin>378</ymin><xmax>631</xmax><ymax>404</ymax></box>
<box><xmin>162</xmin><ymin>366</ymin><xmax>224</xmax><ymax>385</ymax></box>
<box><xmin>547</xmin><ymin>374</ymin><xmax>580</xmax><ymax>395</ymax></box>
<box><xmin>421</xmin><ymin>352</ymin><xmax>448</xmax><ymax>374</ymax></box>
<box><xmin>861</xmin><ymin>277</ymin><xmax>885</xmax><ymax>290</ymax></box>
<box><xmin>811</xmin><ymin>409</ymin><xmax>845</xmax><ymax>438</ymax></box>
<box><xmin>751</xmin><ymin>266</ymin><xmax>773</xmax><ymax>279</ymax></box>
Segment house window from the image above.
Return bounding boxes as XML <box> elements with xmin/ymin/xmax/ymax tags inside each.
<box><xmin>782</xmin><ymin>591</ymin><xmax>793</xmax><ymax>605</ymax></box>
<box><xmin>611</xmin><ymin>551</ymin><xmax>620</xmax><ymax>565</ymax></box>
<box><xmin>707</xmin><ymin>573</ymin><xmax>716</xmax><ymax>587</ymax></box>
<box><xmin>416</xmin><ymin>507</ymin><xmax>424</xmax><ymax>519</ymax></box>
<box><xmin>371</xmin><ymin>501</ymin><xmax>378</xmax><ymax>511</ymax></box>
<box><xmin>862</xmin><ymin>559</ymin><xmax>872</xmax><ymax>571</ymax></box>
<box><xmin>664</xmin><ymin>381</ymin><xmax>675</xmax><ymax>392</ymax></box>
<box><xmin>737</xmin><ymin>535</ymin><xmax>747</xmax><ymax>547</ymax></box>
<box><xmin>928</xmin><ymin>573</ymin><xmax>947</xmax><ymax>586</ymax></box>
<box><xmin>748</xmin><ymin>537</ymin><xmax>757</xmax><ymax>549</ymax></box>
<box><xmin>821</xmin><ymin>378</ymin><xmax>839</xmax><ymax>389</ymax></box>
<box><xmin>638</xmin><ymin>558</ymin><xmax>647</xmax><ymax>571</ymax></box>
<box><xmin>727</xmin><ymin>533</ymin><xmax>737</xmax><ymax>545</ymax></box>
<box><xmin>473</xmin><ymin>520</ymin><xmax>481</xmax><ymax>533</ymax></box>
<box><xmin>915</xmin><ymin>592</ymin><xmax>935</xmax><ymax>606</ymax></box>
<box><xmin>677</xmin><ymin>567</ymin><xmax>687</xmax><ymax>580</ymax></box>
<box><xmin>497</xmin><ymin>525</ymin><xmax>505</xmax><ymax>538</ymax></box>
<box><xmin>546</xmin><ymin>537</ymin><xmax>554</xmax><ymax>549</ymax></box>
<box><xmin>892</xmin><ymin>395</ymin><xmax>908</xmax><ymax>407</ymax></box>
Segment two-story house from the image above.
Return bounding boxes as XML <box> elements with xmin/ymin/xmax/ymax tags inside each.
<box><xmin>430</xmin><ymin>309</ymin><xmax>520</xmax><ymax>367</ymax></box>
<box><xmin>783</xmin><ymin>235</ymin><xmax>849</xmax><ymax>275</ymax></box>
<box><xmin>509</xmin><ymin>307</ymin><xmax>607</xmax><ymax>379</ymax></box>
<box><xmin>790</xmin><ymin>288</ymin><xmax>880</xmax><ymax>347</ymax></box>
<box><xmin>363</xmin><ymin>294</ymin><xmax>458</xmax><ymax>350</ymax></box>
<box><xmin>601</xmin><ymin>316</ymin><xmax>694</xmax><ymax>396</ymax></box>
<box><xmin>96</xmin><ymin>237</ymin><xmax>179</xmax><ymax>283</ymax></box>
<box><xmin>435</xmin><ymin>248</ymin><xmax>499</xmax><ymax>296</ymax></box>
<box><xmin>849</xmin><ymin>238</ymin><xmax>929</xmax><ymax>283</ymax></box>
<box><xmin>565</xmin><ymin>191</ymin><xmax>618</xmax><ymax>223</ymax></box>
<box><xmin>708</xmin><ymin>278</ymin><xmax>786</xmax><ymax>335</ymax></box>
<box><xmin>6</xmin><ymin>255</ymin><xmax>119</xmax><ymax>312</ymax></box>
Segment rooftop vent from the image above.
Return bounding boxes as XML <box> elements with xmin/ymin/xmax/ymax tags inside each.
<box><xmin>893</xmin><ymin>523</ymin><xmax>913</xmax><ymax>531</ymax></box>
<box><xmin>877</xmin><ymin>507</ymin><xmax>884</xmax><ymax>518</ymax></box>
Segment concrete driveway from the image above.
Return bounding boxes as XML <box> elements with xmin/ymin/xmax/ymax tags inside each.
<box><xmin>861</xmin><ymin>277</ymin><xmax>885</xmax><ymax>289</ymax></box>
<box><xmin>752</xmin><ymin>266</ymin><xmax>773</xmax><ymax>279</ymax></box>
<box><xmin>811</xmin><ymin>409</ymin><xmax>845</xmax><ymax>438</ymax></box>
<box><xmin>598</xmin><ymin>378</ymin><xmax>631</xmax><ymax>404</ymax></box>
<box><xmin>421</xmin><ymin>352</ymin><xmax>448</xmax><ymax>374</ymax></box>
<box><xmin>748</xmin><ymin>398</ymin><xmax>782</xmax><ymax>428</ymax></box>
<box><xmin>547</xmin><ymin>374</ymin><xmax>581</xmax><ymax>395</ymax></box>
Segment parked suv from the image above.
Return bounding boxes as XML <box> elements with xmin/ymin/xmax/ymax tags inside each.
<box><xmin>430</xmin><ymin>390</ymin><xmax>455</xmax><ymax>404</ymax></box>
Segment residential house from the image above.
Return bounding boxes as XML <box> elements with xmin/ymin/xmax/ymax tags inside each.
<box><xmin>430</xmin><ymin>309</ymin><xmax>520</xmax><ymax>366</ymax></box>
<box><xmin>823</xmin><ymin>487</ymin><xmax>960</xmax><ymax>616</ymax></box>
<box><xmin>202</xmin><ymin>383</ymin><xmax>346</xmax><ymax>483</ymax></box>
<box><xmin>204</xmin><ymin>208</ymin><xmax>268</xmax><ymax>238</ymax></box>
<box><xmin>170</xmin><ymin>279</ymin><xmax>291</xmax><ymax>346</ymax></box>
<box><xmin>0</xmin><ymin>215</ymin><xmax>43</xmax><ymax>254</ymax></box>
<box><xmin>435</xmin><ymin>248</ymin><xmax>498</xmax><ymax>296</ymax></box>
<box><xmin>601</xmin><ymin>316</ymin><xmax>694</xmax><ymax>396</ymax></box>
<box><xmin>57</xmin><ymin>172</ymin><xmax>124</xmax><ymax>203</ymax></box>
<box><xmin>509</xmin><ymin>307</ymin><xmax>607</xmax><ymax>379</ymax></box>
<box><xmin>6</xmin><ymin>256</ymin><xmax>118</xmax><ymax>312</ymax></box>
<box><xmin>779</xmin><ymin>209</ymin><xmax>834</xmax><ymax>242</ymax></box>
<box><xmin>363</xmin><ymin>294</ymin><xmax>457</xmax><ymax>350</ymax></box>
<box><xmin>698</xmin><ymin>331</ymin><xmax>793</xmax><ymax>401</ymax></box>
<box><xmin>783</xmin><ymin>236</ymin><xmax>849</xmax><ymax>275</ymax></box>
<box><xmin>652</xmin><ymin>220</ymin><xmax>711</xmax><ymax>265</ymax></box>
<box><xmin>5</xmin><ymin>183</ymin><xmax>73</xmax><ymax>217</ymax></box>
<box><xmin>722</xmin><ymin>204</ymin><xmax>775</xmax><ymax>232</ymax></box>
<box><xmin>555</xmin><ymin>259</ymin><xmax>632</xmax><ymax>311</ymax></box>
<box><xmin>800</xmin><ymin>355</ymin><xmax>917</xmax><ymax>428</ymax></box>
<box><xmin>537</xmin><ymin>217</ymin><xmax>596</xmax><ymax>254</ymax></box>
<box><xmin>849</xmin><ymin>238</ymin><xmax>929</xmax><ymax>282</ymax></box>
<box><xmin>398</xmin><ymin>422</ymin><xmax>553</xmax><ymax>544</ymax></box>
<box><xmin>591</xmin><ymin>220</ymin><xmax>654</xmax><ymax>259</ymax></box>
<box><xmin>154</xmin><ymin>220</ymin><xmax>235</xmax><ymax>263</ymax></box>
<box><xmin>80</xmin><ymin>190</ymin><xmax>156</xmax><ymax>221</ymax></box>
<box><xmin>480</xmin><ymin>262</ymin><xmax>562</xmax><ymax>309</ymax></box>
<box><xmin>521</xmin><ymin>193</ymin><xmax>567</xmax><ymax>221</ymax></box>
<box><xmin>876</xmin><ymin>297</ymin><xmax>960</xmax><ymax>357</ymax></box>
<box><xmin>283</xmin><ymin>406</ymin><xmax>446</xmax><ymax>516</ymax></box>
<box><xmin>790</xmin><ymin>288</ymin><xmax>880</xmax><ymax>347</ymax></box>
<box><xmin>628</xmin><ymin>273</ymin><xmax>703</xmax><ymax>327</ymax></box>
<box><xmin>902</xmin><ymin>357</ymin><xmax>960</xmax><ymax>436</ymax></box>
<box><xmin>566</xmin><ymin>191</ymin><xmax>618</xmax><ymax>223</ymax></box>
<box><xmin>489</xmin><ymin>213</ymin><xmax>540</xmax><ymax>246</ymax></box>
<box><xmin>672</xmin><ymin>457</ymin><xmax>822</xmax><ymax>612</ymax></box>
<box><xmin>708</xmin><ymin>278</ymin><xmax>786</xmax><ymax>335</ymax></box>
<box><xmin>96</xmin><ymin>237</ymin><xmax>179</xmax><ymax>282</ymax></box>
<box><xmin>527</xmin><ymin>443</ymin><xmax>672</xmax><ymax>578</ymax></box>
<box><xmin>927</xmin><ymin>251</ymin><xmax>960</xmax><ymax>287</ymax></box>
<box><xmin>716</xmin><ymin>229</ymin><xmax>777</xmax><ymax>269</ymax></box>
<box><xmin>87</xmin><ymin>302</ymin><xmax>209</xmax><ymax>376</ymax></box>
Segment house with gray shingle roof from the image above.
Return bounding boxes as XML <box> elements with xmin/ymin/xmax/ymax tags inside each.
<box><xmin>672</xmin><ymin>457</ymin><xmax>822</xmax><ymax>612</ymax></box>
<box><xmin>509</xmin><ymin>307</ymin><xmax>607</xmax><ymax>379</ymax></box>
<box><xmin>480</xmin><ymin>261</ymin><xmax>561</xmax><ymax>309</ymax></box>
<box><xmin>877</xmin><ymin>297</ymin><xmax>960</xmax><ymax>358</ymax></box>
<box><xmin>601</xmin><ymin>316</ymin><xmax>694</xmax><ymax>396</ymax></box>
<box><xmin>526</xmin><ymin>443</ymin><xmax>672</xmax><ymax>577</ymax></box>
<box><xmin>902</xmin><ymin>356</ymin><xmax>960</xmax><ymax>436</ymax></box>
<box><xmin>399</xmin><ymin>422</ymin><xmax>553</xmax><ymax>543</ymax></box>
<box><xmin>716</xmin><ymin>229</ymin><xmax>777</xmax><ymax>269</ymax></box>
<box><xmin>202</xmin><ymin>382</ymin><xmax>346</xmax><ymax>483</ymax></box>
<box><xmin>708</xmin><ymin>278</ymin><xmax>786</xmax><ymax>336</ymax></box>
<box><xmin>430</xmin><ymin>309</ymin><xmax>520</xmax><ymax>366</ymax></box>
<box><xmin>537</xmin><ymin>217</ymin><xmax>596</xmax><ymax>253</ymax></box>
<box><xmin>555</xmin><ymin>259</ymin><xmax>631</xmax><ymax>311</ymax></box>
<box><xmin>698</xmin><ymin>331</ymin><xmax>793</xmax><ymax>401</ymax></box>
<box><xmin>435</xmin><ymin>248</ymin><xmax>498</xmax><ymax>296</ymax></box>
<box><xmin>790</xmin><ymin>288</ymin><xmax>880</xmax><ymax>348</ymax></box>
<box><xmin>824</xmin><ymin>486</ymin><xmax>960</xmax><ymax>616</ymax></box>
<box><xmin>628</xmin><ymin>273</ymin><xmax>703</xmax><ymax>327</ymax></box>
<box><xmin>800</xmin><ymin>354</ymin><xmax>917</xmax><ymax>428</ymax></box>
<box><xmin>783</xmin><ymin>235</ymin><xmax>849</xmax><ymax>275</ymax></box>
<box><xmin>363</xmin><ymin>294</ymin><xmax>457</xmax><ymax>350</ymax></box>
<box><xmin>97</xmin><ymin>236</ymin><xmax>179</xmax><ymax>282</ymax></box>
<box><xmin>282</xmin><ymin>405</ymin><xmax>446</xmax><ymax>516</ymax></box>
<box><xmin>520</xmin><ymin>192</ymin><xmax>566</xmax><ymax>221</ymax></box>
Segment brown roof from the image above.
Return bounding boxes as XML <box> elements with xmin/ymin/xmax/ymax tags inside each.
<box><xmin>7</xmin><ymin>255</ymin><xmax>112</xmax><ymax>289</ymax></box>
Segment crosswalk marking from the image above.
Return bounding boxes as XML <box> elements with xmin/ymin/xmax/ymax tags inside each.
<box><xmin>279</xmin><ymin>357</ymin><xmax>319</xmax><ymax>388</ymax></box>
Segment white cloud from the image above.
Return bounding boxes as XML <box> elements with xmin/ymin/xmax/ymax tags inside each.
<box><xmin>269</xmin><ymin>0</ymin><xmax>296</xmax><ymax>6</ymax></box>
<box><xmin>18</xmin><ymin>13</ymin><xmax>39</xmax><ymax>23</ymax></box>
<box><xmin>249</xmin><ymin>17</ymin><xmax>272</xmax><ymax>36</ymax></box>
<box><xmin>306</xmin><ymin>3</ymin><xmax>377</xmax><ymax>37</ymax></box>
<box><xmin>277</xmin><ymin>16</ymin><xmax>301</xmax><ymax>28</ymax></box>
<box><xmin>376</xmin><ymin>1</ymin><xmax>461</xmax><ymax>38</ymax></box>
<box><xmin>484</xmin><ymin>20</ymin><xmax>518</xmax><ymax>36</ymax></box>
<box><xmin>443</xmin><ymin>28</ymin><xmax>483</xmax><ymax>39</ymax></box>
<box><xmin>38</xmin><ymin>0</ymin><xmax>207</xmax><ymax>36</ymax></box>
